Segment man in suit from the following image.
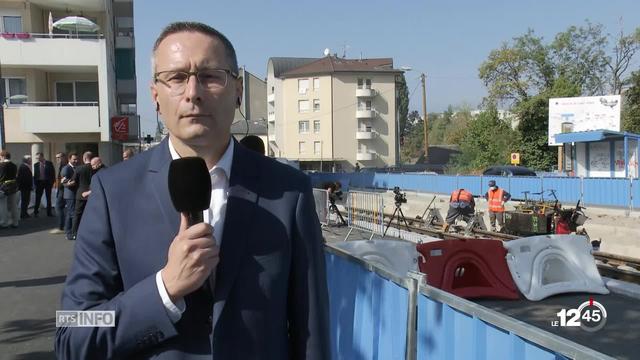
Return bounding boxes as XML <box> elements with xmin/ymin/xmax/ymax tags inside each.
<box><xmin>51</xmin><ymin>152</ymin><xmax>68</xmax><ymax>234</ymax></box>
<box><xmin>71</xmin><ymin>151</ymin><xmax>93</xmax><ymax>237</ymax></box>
<box><xmin>60</xmin><ymin>153</ymin><xmax>78</xmax><ymax>240</ymax></box>
<box><xmin>16</xmin><ymin>155</ymin><xmax>33</xmax><ymax>219</ymax></box>
<box><xmin>56</xmin><ymin>22</ymin><xmax>329</xmax><ymax>359</ymax></box>
<box><xmin>33</xmin><ymin>152</ymin><xmax>55</xmax><ymax>217</ymax></box>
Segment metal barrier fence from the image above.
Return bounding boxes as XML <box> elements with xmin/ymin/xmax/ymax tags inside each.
<box><xmin>312</xmin><ymin>189</ymin><xmax>329</xmax><ymax>225</ymax></box>
<box><xmin>324</xmin><ymin>244</ymin><xmax>615</xmax><ymax>360</ymax></box>
<box><xmin>346</xmin><ymin>191</ymin><xmax>385</xmax><ymax>235</ymax></box>
<box><xmin>310</xmin><ymin>173</ymin><xmax>639</xmax><ymax>211</ymax></box>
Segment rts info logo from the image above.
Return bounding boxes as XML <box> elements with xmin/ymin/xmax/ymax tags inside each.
<box><xmin>551</xmin><ymin>297</ymin><xmax>607</xmax><ymax>332</ymax></box>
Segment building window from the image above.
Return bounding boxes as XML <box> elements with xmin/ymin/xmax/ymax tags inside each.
<box><xmin>55</xmin><ymin>81</ymin><xmax>99</xmax><ymax>104</ymax></box>
<box><xmin>298</xmin><ymin>79</ymin><xmax>309</xmax><ymax>94</ymax></box>
<box><xmin>358</xmin><ymin>99</ymin><xmax>372</xmax><ymax>110</ymax></box>
<box><xmin>0</xmin><ymin>78</ymin><xmax>27</xmax><ymax>104</ymax></box>
<box><xmin>313</xmin><ymin>77</ymin><xmax>320</xmax><ymax>90</ymax></box>
<box><xmin>299</xmin><ymin>141</ymin><xmax>305</xmax><ymax>154</ymax></box>
<box><xmin>314</xmin><ymin>141</ymin><xmax>321</xmax><ymax>155</ymax></box>
<box><xmin>298</xmin><ymin>120</ymin><xmax>309</xmax><ymax>134</ymax></box>
<box><xmin>298</xmin><ymin>100</ymin><xmax>310</xmax><ymax>113</ymax></box>
<box><xmin>2</xmin><ymin>16</ymin><xmax>22</xmax><ymax>33</ymax></box>
<box><xmin>313</xmin><ymin>99</ymin><xmax>320</xmax><ymax>112</ymax></box>
<box><xmin>357</xmin><ymin>78</ymin><xmax>372</xmax><ymax>89</ymax></box>
<box><xmin>313</xmin><ymin>120</ymin><xmax>321</xmax><ymax>134</ymax></box>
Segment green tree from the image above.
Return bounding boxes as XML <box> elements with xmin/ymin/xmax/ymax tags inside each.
<box><xmin>479</xmin><ymin>29</ymin><xmax>554</xmax><ymax>106</ymax></box>
<box><xmin>444</xmin><ymin>107</ymin><xmax>472</xmax><ymax>145</ymax></box>
<box><xmin>515</xmin><ymin>77</ymin><xmax>581</xmax><ymax>170</ymax></box>
<box><xmin>606</xmin><ymin>27</ymin><xmax>640</xmax><ymax>94</ymax></box>
<box><xmin>551</xmin><ymin>21</ymin><xmax>608</xmax><ymax>95</ymax></box>
<box><xmin>400</xmin><ymin>110</ymin><xmax>423</xmax><ymax>163</ymax></box>
<box><xmin>623</xmin><ymin>70</ymin><xmax>640</xmax><ymax>133</ymax></box>
<box><xmin>397</xmin><ymin>75</ymin><xmax>410</xmax><ymax>139</ymax></box>
<box><xmin>449</xmin><ymin>106</ymin><xmax>518</xmax><ymax>173</ymax></box>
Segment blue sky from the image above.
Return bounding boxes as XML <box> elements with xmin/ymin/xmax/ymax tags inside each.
<box><xmin>134</xmin><ymin>0</ymin><xmax>640</xmax><ymax>136</ymax></box>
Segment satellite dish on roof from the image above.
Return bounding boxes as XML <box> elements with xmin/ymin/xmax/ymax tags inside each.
<box><xmin>323</xmin><ymin>48</ymin><xmax>330</xmax><ymax>56</ymax></box>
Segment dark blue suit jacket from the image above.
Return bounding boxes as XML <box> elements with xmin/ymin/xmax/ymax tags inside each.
<box><xmin>55</xmin><ymin>138</ymin><xmax>330</xmax><ymax>359</ymax></box>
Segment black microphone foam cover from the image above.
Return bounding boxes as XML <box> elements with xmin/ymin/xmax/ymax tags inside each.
<box><xmin>168</xmin><ymin>157</ymin><xmax>211</xmax><ymax>213</ymax></box>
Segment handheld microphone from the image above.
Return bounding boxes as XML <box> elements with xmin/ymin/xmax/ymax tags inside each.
<box><xmin>168</xmin><ymin>157</ymin><xmax>211</xmax><ymax>226</ymax></box>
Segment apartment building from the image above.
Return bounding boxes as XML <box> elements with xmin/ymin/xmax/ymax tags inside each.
<box><xmin>0</xmin><ymin>0</ymin><xmax>137</xmax><ymax>165</ymax></box>
<box><xmin>267</xmin><ymin>55</ymin><xmax>403</xmax><ymax>171</ymax></box>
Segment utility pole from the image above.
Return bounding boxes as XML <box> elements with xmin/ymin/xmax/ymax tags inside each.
<box><xmin>421</xmin><ymin>73</ymin><xmax>428</xmax><ymax>161</ymax></box>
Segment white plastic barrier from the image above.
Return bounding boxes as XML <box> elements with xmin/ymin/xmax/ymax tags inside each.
<box><xmin>332</xmin><ymin>239</ymin><xmax>419</xmax><ymax>278</ymax></box>
<box><xmin>504</xmin><ymin>234</ymin><xmax>609</xmax><ymax>301</ymax></box>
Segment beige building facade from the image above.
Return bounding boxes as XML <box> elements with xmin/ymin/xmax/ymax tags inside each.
<box><xmin>267</xmin><ymin>56</ymin><xmax>402</xmax><ymax>171</ymax></box>
<box><xmin>0</xmin><ymin>0</ymin><xmax>136</xmax><ymax>165</ymax></box>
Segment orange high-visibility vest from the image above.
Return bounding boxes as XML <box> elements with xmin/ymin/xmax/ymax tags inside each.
<box><xmin>450</xmin><ymin>189</ymin><xmax>473</xmax><ymax>203</ymax></box>
<box><xmin>488</xmin><ymin>188</ymin><xmax>505</xmax><ymax>212</ymax></box>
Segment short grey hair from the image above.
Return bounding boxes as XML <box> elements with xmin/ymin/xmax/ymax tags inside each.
<box><xmin>150</xmin><ymin>21</ymin><xmax>239</xmax><ymax>77</ymax></box>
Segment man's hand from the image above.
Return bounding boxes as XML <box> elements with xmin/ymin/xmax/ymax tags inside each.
<box><xmin>81</xmin><ymin>191</ymin><xmax>91</xmax><ymax>198</ymax></box>
<box><xmin>161</xmin><ymin>213</ymin><xmax>219</xmax><ymax>302</ymax></box>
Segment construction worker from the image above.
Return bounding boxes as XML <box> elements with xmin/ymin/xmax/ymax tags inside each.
<box><xmin>484</xmin><ymin>180</ymin><xmax>511</xmax><ymax>232</ymax></box>
<box><xmin>444</xmin><ymin>188</ymin><xmax>475</xmax><ymax>231</ymax></box>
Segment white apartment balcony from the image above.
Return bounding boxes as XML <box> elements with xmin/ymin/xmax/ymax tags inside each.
<box><xmin>268</xmin><ymin>112</ymin><xmax>276</xmax><ymax>122</ymax></box>
<box><xmin>19</xmin><ymin>102</ymin><xmax>101</xmax><ymax>133</ymax></box>
<box><xmin>268</xmin><ymin>93</ymin><xmax>275</xmax><ymax>103</ymax></box>
<box><xmin>356</xmin><ymin>109</ymin><xmax>375</xmax><ymax>118</ymax></box>
<box><xmin>356</xmin><ymin>150</ymin><xmax>376</xmax><ymax>161</ymax></box>
<box><xmin>356</xmin><ymin>88</ymin><xmax>376</xmax><ymax>97</ymax></box>
<box><xmin>356</xmin><ymin>129</ymin><xmax>376</xmax><ymax>139</ymax></box>
<box><xmin>0</xmin><ymin>33</ymin><xmax>106</xmax><ymax>67</ymax></box>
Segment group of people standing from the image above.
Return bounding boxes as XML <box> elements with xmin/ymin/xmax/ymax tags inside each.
<box><xmin>51</xmin><ymin>151</ymin><xmax>107</xmax><ymax>240</ymax></box>
<box><xmin>0</xmin><ymin>149</ymin><xmax>117</xmax><ymax>235</ymax></box>
<box><xmin>0</xmin><ymin>150</ymin><xmax>60</xmax><ymax>228</ymax></box>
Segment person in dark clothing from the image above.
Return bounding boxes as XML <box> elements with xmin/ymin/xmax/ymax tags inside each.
<box><xmin>61</xmin><ymin>153</ymin><xmax>79</xmax><ymax>240</ymax></box>
<box><xmin>16</xmin><ymin>155</ymin><xmax>33</xmax><ymax>218</ymax></box>
<box><xmin>33</xmin><ymin>152</ymin><xmax>56</xmax><ymax>217</ymax></box>
<box><xmin>71</xmin><ymin>151</ymin><xmax>94</xmax><ymax>238</ymax></box>
<box><xmin>51</xmin><ymin>152</ymin><xmax>68</xmax><ymax>234</ymax></box>
<box><xmin>239</xmin><ymin>135</ymin><xmax>265</xmax><ymax>155</ymax></box>
<box><xmin>0</xmin><ymin>150</ymin><xmax>19</xmax><ymax>228</ymax></box>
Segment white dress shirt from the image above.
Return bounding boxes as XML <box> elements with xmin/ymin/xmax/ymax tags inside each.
<box><xmin>155</xmin><ymin>138</ymin><xmax>234</xmax><ymax>322</ymax></box>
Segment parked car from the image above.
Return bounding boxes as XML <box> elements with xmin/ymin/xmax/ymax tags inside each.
<box><xmin>482</xmin><ymin>165</ymin><xmax>537</xmax><ymax>177</ymax></box>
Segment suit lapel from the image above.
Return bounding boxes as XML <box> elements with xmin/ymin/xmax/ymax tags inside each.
<box><xmin>213</xmin><ymin>141</ymin><xmax>260</xmax><ymax>305</ymax></box>
<box><xmin>148</xmin><ymin>138</ymin><xmax>180</xmax><ymax>236</ymax></box>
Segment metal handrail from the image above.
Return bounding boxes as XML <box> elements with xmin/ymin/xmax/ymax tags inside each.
<box><xmin>22</xmin><ymin>101</ymin><xmax>98</xmax><ymax>107</ymax></box>
<box><xmin>324</xmin><ymin>243</ymin><xmax>616</xmax><ymax>360</ymax></box>
<box><xmin>27</xmin><ymin>33</ymin><xmax>104</xmax><ymax>39</ymax></box>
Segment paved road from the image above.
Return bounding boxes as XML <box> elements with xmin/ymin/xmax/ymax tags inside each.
<box><xmin>0</xmin><ymin>216</ymin><xmax>73</xmax><ymax>360</ymax></box>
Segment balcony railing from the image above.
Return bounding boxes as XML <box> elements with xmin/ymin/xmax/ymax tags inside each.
<box><xmin>21</xmin><ymin>101</ymin><xmax>98</xmax><ymax>107</ymax></box>
<box><xmin>1</xmin><ymin>32</ymin><xmax>104</xmax><ymax>40</ymax></box>
<box><xmin>356</xmin><ymin>150</ymin><xmax>376</xmax><ymax>161</ymax></box>
<box><xmin>356</xmin><ymin>88</ymin><xmax>376</xmax><ymax>97</ymax></box>
<box><xmin>356</xmin><ymin>108</ymin><xmax>375</xmax><ymax>118</ymax></box>
<box><xmin>356</xmin><ymin>129</ymin><xmax>376</xmax><ymax>140</ymax></box>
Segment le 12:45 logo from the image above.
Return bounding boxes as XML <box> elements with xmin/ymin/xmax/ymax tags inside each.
<box><xmin>551</xmin><ymin>298</ymin><xmax>607</xmax><ymax>332</ymax></box>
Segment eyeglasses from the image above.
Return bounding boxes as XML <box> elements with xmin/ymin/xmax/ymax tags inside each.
<box><xmin>153</xmin><ymin>68</ymin><xmax>238</xmax><ymax>96</ymax></box>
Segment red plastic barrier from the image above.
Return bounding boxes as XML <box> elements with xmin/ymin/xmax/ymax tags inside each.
<box><xmin>416</xmin><ymin>239</ymin><xmax>519</xmax><ymax>300</ymax></box>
